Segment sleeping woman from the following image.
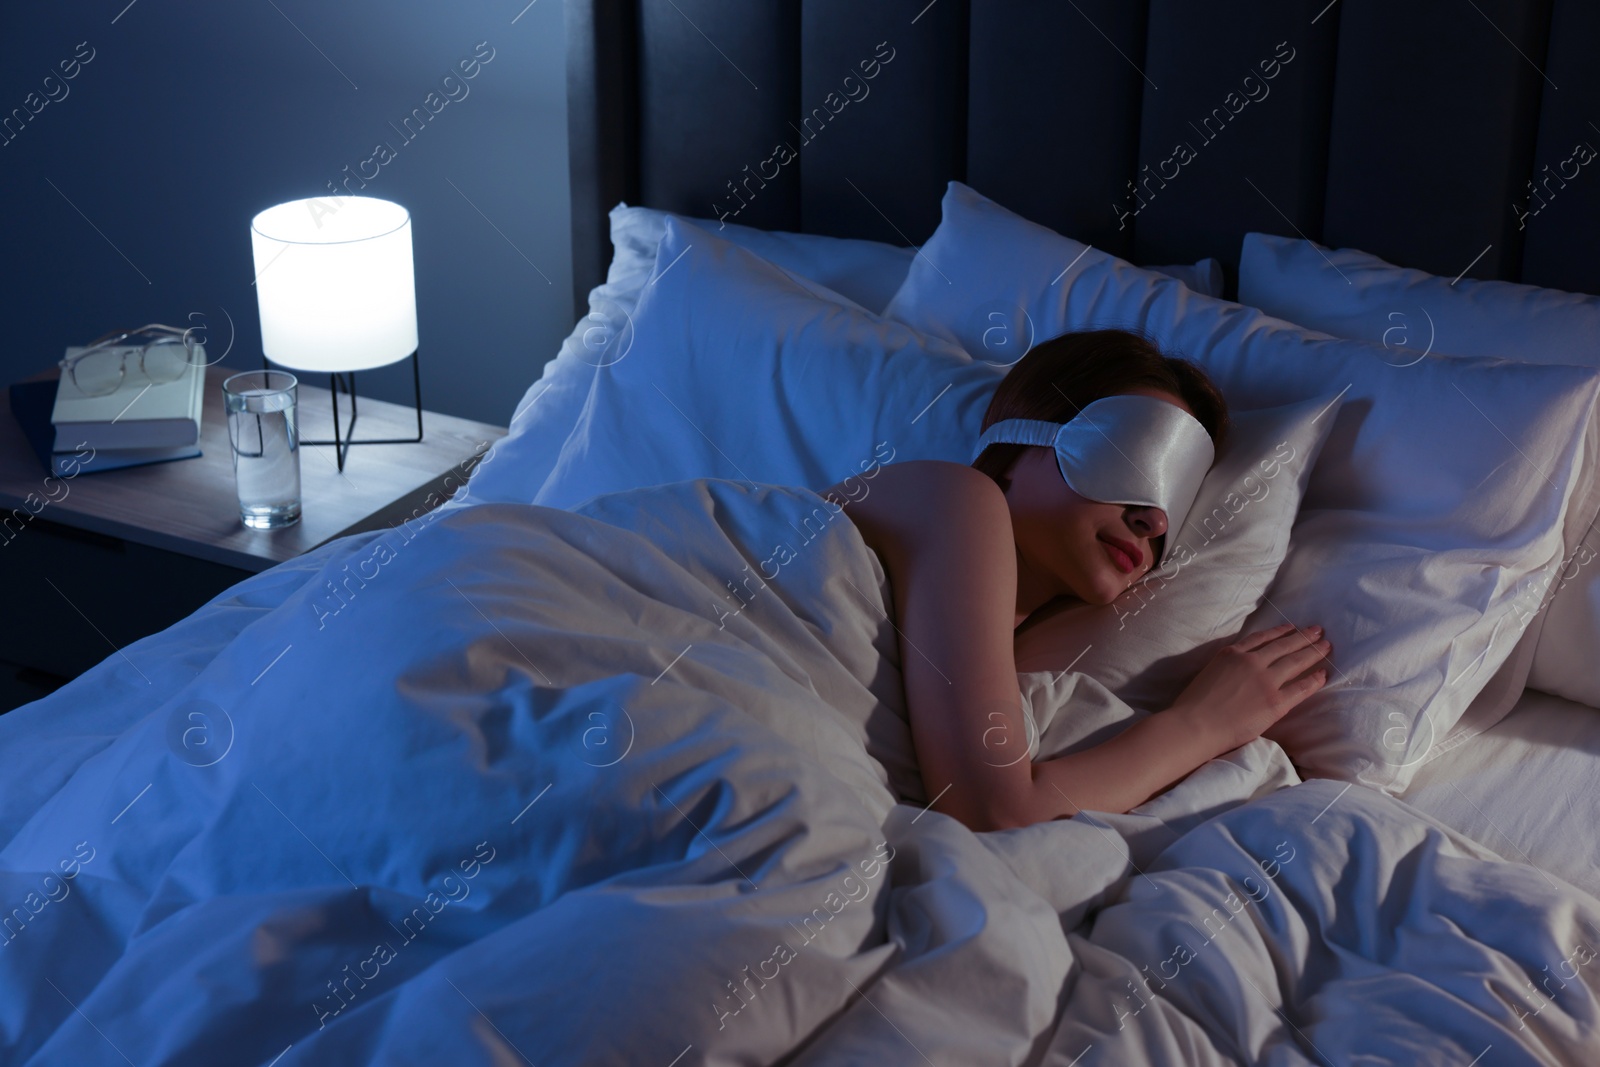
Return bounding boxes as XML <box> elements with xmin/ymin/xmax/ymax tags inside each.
<box><xmin>828</xmin><ymin>328</ymin><xmax>1334</xmax><ymax>832</ymax></box>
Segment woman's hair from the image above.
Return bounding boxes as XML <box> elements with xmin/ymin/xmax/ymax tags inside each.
<box><xmin>972</xmin><ymin>328</ymin><xmax>1230</xmax><ymax>493</ymax></box>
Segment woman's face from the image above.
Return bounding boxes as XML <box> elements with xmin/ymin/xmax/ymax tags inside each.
<box><xmin>1003</xmin><ymin>387</ymin><xmax>1197</xmax><ymax>607</ymax></box>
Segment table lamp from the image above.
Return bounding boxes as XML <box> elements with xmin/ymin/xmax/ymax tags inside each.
<box><xmin>250</xmin><ymin>195</ymin><xmax>423</xmax><ymax>471</ymax></box>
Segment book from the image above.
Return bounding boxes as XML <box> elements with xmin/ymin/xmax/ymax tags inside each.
<box><xmin>49</xmin><ymin>343</ymin><xmax>205</xmax><ymax>450</ymax></box>
<box><xmin>10</xmin><ymin>379</ymin><xmax>201</xmax><ymax>476</ymax></box>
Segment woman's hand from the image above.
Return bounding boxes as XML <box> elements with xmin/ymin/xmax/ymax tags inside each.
<box><xmin>1171</xmin><ymin>622</ymin><xmax>1332</xmax><ymax>755</ymax></box>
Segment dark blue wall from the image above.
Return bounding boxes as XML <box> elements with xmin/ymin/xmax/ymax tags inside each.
<box><xmin>0</xmin><ymin>0</ymin><xmax>571</xmax><ymax>428</ymax></box>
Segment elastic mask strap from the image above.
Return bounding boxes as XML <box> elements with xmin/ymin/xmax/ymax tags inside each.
<box><xmin>971</xmin><ymin>418</ymin><xmax>1063</xmax><ymax>461</ymax></box>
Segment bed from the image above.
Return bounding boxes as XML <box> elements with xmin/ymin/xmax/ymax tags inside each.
<box><xmin>5</xmin><ymin>1</ymin><xmax>1600</xmax><ymax>1064</ymax></box>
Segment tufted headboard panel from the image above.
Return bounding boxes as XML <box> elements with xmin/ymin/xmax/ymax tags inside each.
<box><xmin>566</xmin><ymin>0</ymin><xmax>1597</xmax><ymax>317</ymax></box>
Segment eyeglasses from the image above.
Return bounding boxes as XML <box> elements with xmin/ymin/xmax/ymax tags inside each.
<box><xmin>59</xmin><ymin>323</ymin><xmax>203</xmax><ymax>398</ymax></box>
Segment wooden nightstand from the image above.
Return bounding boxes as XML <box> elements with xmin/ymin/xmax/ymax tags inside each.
<box><xmin>0</xmin><ymin>365</ymin><xmax>507</xmax><ymax>709</ymax></box>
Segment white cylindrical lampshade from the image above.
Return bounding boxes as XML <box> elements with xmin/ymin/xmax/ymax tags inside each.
<box><xmin>251</xmin><ymin>196</ymin><xmax>418</xmax><ymax>373</ymax></box>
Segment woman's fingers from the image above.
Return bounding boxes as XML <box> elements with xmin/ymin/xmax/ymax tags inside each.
<box><xmin>1290</xmin><ymin>667</ymin><xmax>1329</xmax><ymax>698</ymax></box>
<box><xmin>1264</xmin><ymin>624</ymin><xmax>1325</xmax><ymax>658</ymax></box>
<box><xmin>1234</xmin><ymin>622</ymin><xmax>1297</xmax><ymax>652</ymax></box>
<box><xmin>1236</xmin><ymin>622</ymin><xmax>1326</xmax><ymax>656</ymax></box>
<box><xmin>1271</xmin><ymin>640</ymin><xmax>1332</xmax><ymax>681</ymax></box>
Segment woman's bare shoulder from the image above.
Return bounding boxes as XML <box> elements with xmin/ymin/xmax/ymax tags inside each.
<box><xmin>824</xmin><ymin>457</ymin><xmax>997</xmax><ymax>499</ymax></box>
<box><xmin>827</xmin><ymin>460</ymin><xmax>1008</xmax><ymax>555</ymax></box>
<box><xmin>824</xmin><ymin>459</ymin><xmax>999</xmax><ymax>514</ymax></box>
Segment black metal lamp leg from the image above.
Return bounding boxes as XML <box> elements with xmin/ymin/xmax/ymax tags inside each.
<box><xmin>328</xmin><ymin>372</ymin><xmax>355</xmax><ymax>472</ymax></box>
<box><xmin>294</xmin><ymin>349</ymin><xmax>424</xmax><ymax>471</ymax></box>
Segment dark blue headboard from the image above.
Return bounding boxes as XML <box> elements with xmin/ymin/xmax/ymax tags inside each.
<box><xmin>565</xmin><ymin>0</ymin><xmax>1597</xmax><ymax>318</ymax></box>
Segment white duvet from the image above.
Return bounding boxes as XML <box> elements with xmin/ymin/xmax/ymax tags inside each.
<box><xmin>0</xmin><ymin>480</ymin><xmax>1595</xmax><ymax>1065</ymax></box>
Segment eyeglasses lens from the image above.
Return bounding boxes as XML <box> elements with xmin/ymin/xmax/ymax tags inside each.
<box><xmin>143</xmin><ymin>338</ymin><xmax>193</xmax><ymax>383</ymax></box>
<box><xmin>72</xmin><ymin>349</ymin><xmax>125</xmax><ymax>396</ymax></box>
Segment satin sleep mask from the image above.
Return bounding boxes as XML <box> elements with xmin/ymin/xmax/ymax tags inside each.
<box><xmin>971</xmin><ymin>393</ymin><xmax>1215</xmax><ymax>565</ymax></box>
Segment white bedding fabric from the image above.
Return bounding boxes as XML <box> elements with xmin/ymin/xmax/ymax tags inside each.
<box><xmin>2</xmin><ymin>481</ymin><xmax>1598</xmax><ymax>1065</ymax></box>
<box><xmin>1401</xmin><ymin>684</ymin><xmax>1600</xmax><ymax>901</ymax></box>
<box><xmin>1236</xmin><ymin>231</ymin><xmax>1600</xmax><ymax>369</ymax></box>
<box><xmin>456</xmin><ymin>204</ymin><xmax>919</xmax><ymax>513</ymax></box>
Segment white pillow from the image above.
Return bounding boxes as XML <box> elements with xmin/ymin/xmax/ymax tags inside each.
<box><xmin>883</xmin><ymin>180</ymin><xmax>1600</xmax><ymax>792</ymax></box>
<box><xmin>1013</xmin><ymin>393</ymin><xmax>1344</xmax><ymax>713</ymax></box>
<box><xmin>535</xmin><ymin>216</ymin><xmax>1004</xmax><ymax>509</ymax></box>
<box><xmin>456</xmin><ymin>206</ymin><xmax>919</xmax><ymax>509</ymax></box>
<box><xmin>1148</xmin><ymin>258</ymin><xmax>1225</xmax><ymax>298</ymax></box>
<box><xmin>605</xmin><ymin>204</ymin><xmax>918</xmax><ymax>315</ymax></box>
<box><xmin>1237</xmin><ymin>232</ymin><xmax>1600</xmax><ymax>709</ymax></box>
<box><xmin>1237</xmin><ymin>232</ymin><xmax>1600</xmax><ymax>367</ymax></box>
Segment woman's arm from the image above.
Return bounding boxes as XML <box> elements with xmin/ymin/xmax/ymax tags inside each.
<box><xmin>1023</xmin><ymin>708</ymin><xmax>1228</xmax><ymax>825</ymax></box>
<box><xmin>838</xmin><ymin>462</ymin><xmax>1329</xmax><ymax>832</ymax></box>
<box><xmin>836</xmin><ymin>461</ymin><xmax>1035</xmax><ymax>830</ymax></box>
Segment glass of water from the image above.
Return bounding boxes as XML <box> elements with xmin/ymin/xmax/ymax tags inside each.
<box><xmin>222</xmin><ymin>370</ymin><xmax>301</xmax><ymax>529</ymax></box>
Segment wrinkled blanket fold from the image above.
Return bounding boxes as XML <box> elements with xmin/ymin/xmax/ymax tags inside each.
<box><xmin>0</xmin><ymin>480</ymin><xmax>1594</xmax><ymax>1066</ymax></box>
